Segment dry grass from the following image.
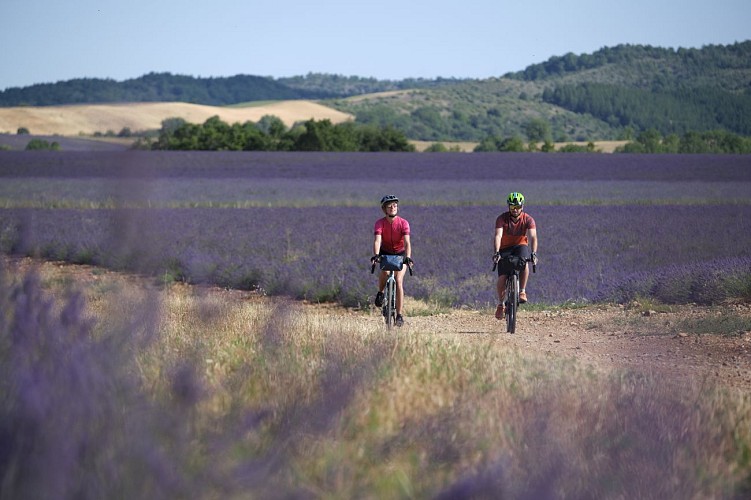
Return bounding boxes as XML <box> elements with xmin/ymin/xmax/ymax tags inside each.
<box><xmin>0</xmin><ymin>101</ymin><xmax>354</xmax><ymax>136</ymax></box>
<box><xmin>409</xmin><ymin>140</ymin><xmax>479</xmax><ymax>152</ymax></box>
<box><xmin>4</xmin><ymin>259</ymin><xmax>748</xmax><ymax>498</ymax></box>
<box><xmin>559</xmin><ymin>140</ymin><xmax>629</xmax><ymax>153</ymax></box>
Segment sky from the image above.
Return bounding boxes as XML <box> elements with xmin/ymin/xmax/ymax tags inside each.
<box><xmin>1</xmin><ymin>0</ymin><xmax>749</xmax><ymax>91</ymax></box>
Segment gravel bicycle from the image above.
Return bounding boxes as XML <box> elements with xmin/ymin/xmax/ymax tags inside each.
<box><xmin>493</xmin><ymin>254</ymin><xmax>536</xmax><ymax>333</ymax></box>
<box><xmin>371</xmin><ymin>255</ymin><xmax>413</xmax><ymax>329</ymax></box>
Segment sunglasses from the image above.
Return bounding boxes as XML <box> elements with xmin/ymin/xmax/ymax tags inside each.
<box><xmin>509</xmin><ymin>205</ymin><xmax>523</xmax><ymax>210</ymax></box>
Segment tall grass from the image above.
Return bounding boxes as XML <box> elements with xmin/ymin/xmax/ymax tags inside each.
<box><xmin>2</xmin><ymin>262</ymin><xmax>750</xmax><ymax>498</ymax></box>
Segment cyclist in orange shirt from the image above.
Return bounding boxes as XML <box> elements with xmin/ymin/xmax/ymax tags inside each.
<box><xmin>493</xmin><ymin>192</ymin><xmax>538</xmax><ymax>319</ymax></box>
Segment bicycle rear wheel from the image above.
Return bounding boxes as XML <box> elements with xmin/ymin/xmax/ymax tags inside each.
<box><xmin>506</xmin><ymin>274</ymin><xmax>519</xmax><ymax>333</ymax></box>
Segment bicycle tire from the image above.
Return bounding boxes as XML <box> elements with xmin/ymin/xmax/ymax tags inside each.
<box><xmin>384</xmin><ymin>277</ymin><xmax>396</xmax><ymax>329</ymax></box>
<box><xmin>506</xmin><ymin>274</ymin><xmax>518</xmax><ymax>333</ymax></box>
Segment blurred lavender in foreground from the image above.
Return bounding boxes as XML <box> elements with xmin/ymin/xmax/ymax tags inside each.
<box><xmin>1</xmin><ymin>262</ymin><xmax>748</xmax><ymax>498</ymax></box>
<box><xmin>0</xmin><ymin>263</ymin><xmax>391</xmax><ymax>499</ymax></box>
<box><xmin>0</xmin><ymin>266</ymin><xmax>196</xmax><ymax>498</ymax></box>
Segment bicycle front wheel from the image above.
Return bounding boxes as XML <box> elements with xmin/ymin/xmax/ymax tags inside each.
<box><xmin>506</xmin><ymin>274</ymin><xmax>519</xmax><ymax>333</ymax></box>
<box><xmin>384</xmin><ymin>278</ymin><xmax>396</xmax><ymax>329</ymax></box>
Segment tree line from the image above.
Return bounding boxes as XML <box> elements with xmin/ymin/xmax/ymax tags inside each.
<box><xmin>617</xmin><ymin>129</ymin><xmax>751</xmax><ymax>154</ymax></box>
<box><xmin>140</xmin><ymin>116</ymin><xmax>415</xmax><ymax>152</ymax></box>
<box><xmin>141</xmin><ymin>114</ymin><xmax>750</xmax><ymax>154</ymax></box>
<box><xmin>0</xmin><ymin>73</ymin><xmax>327</xmax><ymax>107</ymax></box>
<box><xmin>472</xmin><ymin>128</ymin><xmax>751</xmax><ymax>154</ymax></box>
<box><xmin>508</xmin><ymin>41</ymin><xmax>751</xmax><ymax>85</ymax></box>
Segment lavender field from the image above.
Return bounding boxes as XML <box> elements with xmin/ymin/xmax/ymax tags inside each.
<box><xmin>3</xmin><ymin>151</ymin><xmax>751</xmax><ymax>498</ymax></box>
<box><xmin>1</xmin><ymin>151</ymin><xmax>750</xmax><ymax>306</ymax></box>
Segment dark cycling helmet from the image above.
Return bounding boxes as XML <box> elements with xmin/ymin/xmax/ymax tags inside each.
<box><xmin>380</xmin><ymin>195</ymin><xmax>399</xmax><ymax>207</ymax></box>
<box><xmin>507</xmin><ymin>192</ymin><xmax>525</xmax><ymax>206</ymax></box>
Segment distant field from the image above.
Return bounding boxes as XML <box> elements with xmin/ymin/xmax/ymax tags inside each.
<box><xmin>409</xmin><ymin>139</ymin><xmax>628</xmax><ymax>153</ymax></box>
<box><xmin>0</xmin><ymin>101</ymin><xmax>354</xmax><ymax>136</ymax></box>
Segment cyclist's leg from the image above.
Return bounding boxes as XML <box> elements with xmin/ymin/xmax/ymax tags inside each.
<box><xmin>496</xmin><ymin>274</ymin><xmax>507</xmax><ymax>303</ymax></box>
<box><xmin>514</xmin><ymin>245</ymin><xmax>532</xmax><ymax>301</ymax></box>
<box><xmin>495</xmin><ymin>253</ymin><xmax>510</xmax><ymax>319</ymax></box>
<box><xmin>394</xmin><ymin>266</ymin><xmax>407</xmax><ymax>315</ymax></box>
<box><xmin>520</xmin><ymin>265</ymin><xmax>530</xmax><ymax>288</ymax></box>
<box><xmin>496</xmin><ymin>248</ymin><xmax>514</xmax><ymax>303</ymax></box>
<box><xmin>378</xmin><ymin>270</ymin><xmax>388</xmax><ymax>292</ymax></box>
<box><xmin>374</xmin><ymin>270</ymin><xmax>387</xmax><ymax>306</ymax></box>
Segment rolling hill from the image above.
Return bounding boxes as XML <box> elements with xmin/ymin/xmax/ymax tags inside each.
<box><xmin>1</xmin><ymin>41</ymin><xmax>749</xmax><ymax>144</ymax></box>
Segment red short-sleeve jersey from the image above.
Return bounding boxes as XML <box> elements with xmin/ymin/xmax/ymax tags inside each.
<box><xmin>496</xmin><ymin>212</ymin><xmax>536</xmax><ymax>249</ymax></box>
<box><xmin>374</xmin><ymin>216</ymin><xmax>410</xmax><ymax>254</ymax></box>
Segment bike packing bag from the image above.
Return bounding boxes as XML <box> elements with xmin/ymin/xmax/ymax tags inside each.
<box><xmin>379</xmin><ymin>254</ymin><xmax>404</xmax><ymax>271</ymax></box>
<box><xmin>499</xmin><ymin>255</ymin><xmax>526</xmax><ymax>273</ymax></box>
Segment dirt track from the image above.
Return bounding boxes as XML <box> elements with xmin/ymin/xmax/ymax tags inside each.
<box><xmin>386</xmin><ymin>303</ymin><xmax>751</xmax><ymax>392</ymax></box>
<box><xmin>5</xmin><ymin>256</ymin><xmax>751</xmax><ymax>393</ymax></box>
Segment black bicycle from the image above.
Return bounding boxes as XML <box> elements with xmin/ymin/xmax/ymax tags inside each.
<box><xmin>493</xmin><ymin>254</ymin><xmax>536</xmax><ymax>333</ymax></box>
<box><xmin>371</xmin><ymin>255</ymin><xmax>413</xmax><ymax>329</ymax></box>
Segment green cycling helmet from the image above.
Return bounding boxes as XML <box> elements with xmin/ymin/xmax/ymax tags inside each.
<box><xmin>507</xmin><ymin>192</ymin><xmax>525</xmax><ymax>206</ymax></box>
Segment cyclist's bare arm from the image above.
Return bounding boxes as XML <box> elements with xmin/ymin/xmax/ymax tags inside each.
<box><xmin>493</xmin><ymin>227</ymin><xmax>503</xmax><ymax>261</ymax></box>
<box><xmin>372</xmin><ymin>234</ymin><xmax>382</xmax><ymax>258</ymax></box>
<box><xmin>527</xmin><ymin>227</ymin><xmax>538</xmax><ymax>264</ymax></box>
<box><xmin>403</xmin><ymin>234</ymin><xmax>412</xmax><ymax>263</ymax></box>
<box><xmin>527</xmin><ymin>227</ymin><xmax>538</xmax><ymax>253</ymax></box>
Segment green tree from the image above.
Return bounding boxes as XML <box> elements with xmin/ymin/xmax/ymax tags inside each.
<box><xmin>160</xmin><ymin>117</ymin><xmax>187</xmax><ymax>134</ymax></box>
<box><xmin>524</xmin><ymin>118</ymin><xmax>551</xmax><ymax>142</ymax></box>
<box><xmin>498</xmin><ymin>136</ymin><xmax>526</xmax><ymax>152</ymax></box>
<box><xmin>25</xmin><ymin>139</ymin><xmax>60</xmax><ymax>150</ymax></box>
<box><xmin>371</xmin><ymin>126</ymin><xmax>415</xmax><ymax>152</ymax></box>
<box><xmin>540</xmin><ymin>140</ymin><xmax>556</xmax><ymax>152</ymax></box>
<box><xmin>256</xmin><ymin>115</ymin><xmax>287</xmax><ymax>137</ymax></box>
<box><xmin>474</xmin><ymin>136</ymin><xmax>503</xmax><ymax>152</ymax></box>
<box><xmin>636</xmin><ymin>129</ymin><xmax>663</xmax><ymax>152</ymax></box>
<box><xmin>294</xmin><ymin>119</ymin><xmax>355</xmax><ymax>151</ymax></box>
<box><xmin>199</xmin><ymin>116</ymin><xmax>232</xmax><ymax>150</ymax></box>
<box><xmin>424</xmin><ymin>143</ymin><xmax>448</xmax><ymax>152</ymax></box>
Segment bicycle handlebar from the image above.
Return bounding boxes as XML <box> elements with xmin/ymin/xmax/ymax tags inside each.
<box><xmin>370</xmin><ymin>256</ymin><xmax>414</xmax><ymax>276</ymax></box>
<box><xmin>492</xmin><ymin>255</ymin><xmax>536</xmax><ymax>273</ymax></box>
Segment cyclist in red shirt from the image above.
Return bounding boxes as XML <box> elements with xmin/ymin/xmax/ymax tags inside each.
<box><xmin>371</xmin><ymin>195</ymin><xmax>413</xmax><ymax>327</ymax></box>
<box><xmin>493</xmin><ymin>192</ymin><xmax>538</xmax><ymax>319</ymax></box>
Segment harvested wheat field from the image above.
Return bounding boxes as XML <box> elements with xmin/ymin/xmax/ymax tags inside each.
<box><xmin>0</xmin><ymin>101</ymin><xmax>354</xmax><ymax>136</ymax></box>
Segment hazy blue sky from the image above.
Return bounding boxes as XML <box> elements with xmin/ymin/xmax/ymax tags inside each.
<box><xmin>1</xmin><ymin>0</ymin><xmax>748</xmax><ymax>90</ymax></box>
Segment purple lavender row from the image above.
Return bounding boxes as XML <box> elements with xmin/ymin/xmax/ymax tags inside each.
<box><xmin>1</xmin><ymin>151</ymin><xmax>750</xmax><ymax>182</ymax></box>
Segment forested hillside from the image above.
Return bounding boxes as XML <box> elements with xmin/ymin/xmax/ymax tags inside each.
<box><xmin>522</xmin><ymin>43</ymin><xmax>751</xmax><ymax>136</ymax></box>
<box><xmin>1</xmin><ymin>42</ymin><xmax>749</xmax><ymax>143</ymax></box>
<box><xmin>327</xmin><ymin>42</ymin><xmax>751</xmax><ymax>142</ymax></box>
